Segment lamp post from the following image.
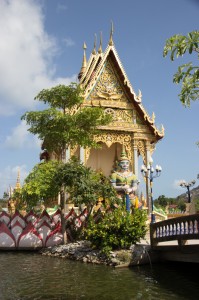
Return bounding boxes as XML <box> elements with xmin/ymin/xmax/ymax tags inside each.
<box><xmin>179</xmin><ymin>180</ymin><xmax>196</xmax><ymax>203</ymax></box>
<box><xmin>141</xmin><ymin>158</ymin><xmax>162</xmax><ymax>223</ymax></box>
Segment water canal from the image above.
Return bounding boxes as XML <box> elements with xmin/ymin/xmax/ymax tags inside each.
<box><xmin>0</xmin><ymin>251</ymin><xmax>198</xmax><ymax>300</ymax></box>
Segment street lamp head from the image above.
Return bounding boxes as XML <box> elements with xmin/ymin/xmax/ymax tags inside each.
<box><xmin>155</xmin><ymin>165</ymin><xmax>162</xmax><ymax>172</ymax></box>
<box><xmin>141</xmin><ymin>165</ymin><xmax>147</xmax><ymax>173</ymax></box>
<box><xmin>179</xmin><ymin>180</ymin><xmax>185</xmax><ymax>186</ymax></box>
<box><xmin>179</xmin><ymin>179</ymin><xmax>196</xmax><ymax>188</ymax></box>
<box><xmin>179</xmin><ymin>179</ymin><xmax>195</xmax><ymax>203</ymax></box>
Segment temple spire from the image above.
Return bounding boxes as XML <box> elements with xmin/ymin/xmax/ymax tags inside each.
<box><xmin>109</xmin><ymin>21</ymin><xmax>114</xmax><ymax>46</ymax></box>
<box><xmin>78</xmin><ymin>42</ymin><xmax>87</xmax><ymax>80</ymax></box>
<box><xmin>98</xmin><ymin>32</ymin><xmax>103</xmax><ymax>54</ymax></box>
<box><xmin>15</xmin><ymin>168</ymin><xmax>21</xmax><ymax>190</ymax></box>
<box><xmin>92</xmin><ymin>34</ymin><xmax>97</xmax><ymax>55</ymax></box>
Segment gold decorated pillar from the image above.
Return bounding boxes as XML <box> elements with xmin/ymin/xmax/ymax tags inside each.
<box><xmin>132</xmin><ymin>140</ymin><xmax>138</xmax><ymax>180</ymax></box>
<box><xmin>145</xmin><ymin>141</ymin><xmax>151</xmax><ymax>214</ymax></box>
<box><xmin>80</xmin><ymin>147</ymin><xmax>85</xmax><ymax>164</ymax></box>
<box><xmin>65</xmin><ymin>146</ymin><xmax>70</xmax><ymax>162</ymax></box>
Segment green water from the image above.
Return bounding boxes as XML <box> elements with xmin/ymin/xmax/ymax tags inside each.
<box><xmin>0</xmin><ymin>252</ymin><xmax>198</xmax><ymax>300</ymax></box>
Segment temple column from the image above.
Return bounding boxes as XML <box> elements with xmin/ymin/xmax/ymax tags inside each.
<box><xmin>132</xmin><ymin>141</ymin><xmax>138</xmax><ymax>179</ymax></box>
<box><xmin>132</xmin><ymin>140</ymin><xmax>139</xmax><ymax>198</ymax></box>
<box><xmin>65</xmin><ymin>146</ymin><xmax>70</xmax><ymax>162</ymax></box>
<box><xmin>145</xmin><ymin>141</ymin><xmax>151</xmax><ymax>215</ymax></box>
<box><xmin>80</xmin><ymin>147</ymin><xmax>85</xmax><ymax>164</ymax></box>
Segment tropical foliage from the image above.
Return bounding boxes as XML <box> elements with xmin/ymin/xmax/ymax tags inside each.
<box><xmin>154</xmin><ymin>195</ymin><xmax>186</xmax><ymax>212</ymax></box>
<box><xmin>20</xmin><ymin>160</ymin><xmax>62</xmax><ymax>209</ymax></box>
<box><xmin>163</xmin><ymin>31</ymin><xmax>199</xmax><ymax>107</ymax></box>
<box><xmin>18</xmin><ymin>158</ymin><xmax>118</xmax><ymax>212</ymax></box>
<box><xmin>55</xmin><ymin>157</ymin><xmax>119</xmax><ymax>214</ymax></box>
<box><xmin>83</xmin><ymin>207</ymin><xmax>147</xmax><ymax>254</ymax></box>
<box><xmin>21</xmin><ymin>83</ymin><xmax>112</xmax><ymax>155</ymax></box>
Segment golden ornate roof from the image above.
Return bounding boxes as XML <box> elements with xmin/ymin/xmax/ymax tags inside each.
<box><xmin>78</xmin><ymin>26</ymin><xmax>164</xmax><ymax>142</ymax></box>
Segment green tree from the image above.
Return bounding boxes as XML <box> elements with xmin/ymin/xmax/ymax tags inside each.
<box><xmin>21</xmin><ymin>83</ymin><xmax>112</xmax><ymax>156</ymax></box>
<box><xmin>154</xmin><ymin>195</ymin><xmax>177</xmax><ymax>210</ymax></box>
<box><xmin>21</xmin><ymin>157</ymin><xmax>119</xmax><ymax>242</ymax></box>
<box><xmin>163</xmin><ymin>31</ymin><xmax>199</xmax><ymax>107</ymax></box>
<box><xmin>21</xmin><ymin>83</ymin><xmax>112</xmax><ymax>242</ymax></box>
<box><xmin>194</xmin><ymin>198</ymin><xmax>199</xmax><ymax>212</ymax></box>
<box><xmin>54</xmin><ymin>157</ymin><xmax>119</xmax><ymax>214</ymax></box>
<box><xmin>177</xmin><ymin>199</ymin><xmax>186</xmax><ymax>212</ymax></box>
<box><xmin>154</xmin><ymin>195</ymin><xmax>168</xmax><ymax>208</ymax></box>
<box><xmin>21</xmin><ymin>160</ymin><xmax>62</xmax><ymax>209</ymax></box>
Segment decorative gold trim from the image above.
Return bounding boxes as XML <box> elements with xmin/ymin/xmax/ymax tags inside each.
<box><xmin>70</xmin><ymin>145</ymin><xmax>79</xmax><ymax>157</ymax></box>
<box><xmin>136</xmin><ymin>140</ymin><xmax>146</xmax><ymax>164</ymax></box>
<box><xmin>84</xmin><ymin>132</ymin><xmax>133</xmax><ymax>164</ymax></box>
<box><xmin>85</xmin><ymin>147</ymin><xmax>91</xmax><ymax>162</ymax></box>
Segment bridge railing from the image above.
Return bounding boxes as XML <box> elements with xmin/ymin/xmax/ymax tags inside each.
<box><xmin>150</xmin><ymin>214</ymin><xmax>199</xmax><ymax>248</ymax></box>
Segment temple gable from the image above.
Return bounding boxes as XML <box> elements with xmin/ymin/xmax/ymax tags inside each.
<box><xmin>87</xmin><ymin>58</ymin><xmax>130</xmax><ymax>104</ymax></box>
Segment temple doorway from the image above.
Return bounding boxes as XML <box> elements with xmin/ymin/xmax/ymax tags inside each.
<box><xmin>86</xmin><ymin>142</ymin><xmax>122</xmax><ymax>177</ymax></box>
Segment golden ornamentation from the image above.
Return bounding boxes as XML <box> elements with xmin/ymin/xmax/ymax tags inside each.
<box><xmin>104</xmin><ymin>108</ymin><xmax>134</xmax><ymax>123</ymax></box>
<box><xmin>70</xmin><ymin>145</ymin><xmax>79</xmax><ymax>157</ymax></box>
<box><xmin>104</xmin><ymin>108</ymin><xmax>116</xmax><ymax>119</ymax></box>
<box><xmin>85</xmin><ymin>147</ymin><xmax>91</xmax><ymax>162</ymax></box>
<box><xmin>115</xmin><ymin>109</ymin><xmax>133</xmax><ymax>122</ymax></box>
<box><xmin>88</xmin><ymin>59</ymin><xmax>127</xmax><ymax>102</ymax></box>
<box><xmin>136</xmin><ymin>140</ymin><xmax>146</xmax><ymax>164</ymax></box>
<box><xmin>135</xmin><ymin>89</ymin><xmax>142</xmax><ymax>102</ymax></box>
<box><xmin>93</xmin><ymin>132</ymin><xmax>133</xmax><ymax>161</ymax></box>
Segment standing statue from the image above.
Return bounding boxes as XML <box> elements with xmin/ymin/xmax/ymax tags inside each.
<box><xmin>8</xmin><ymin>198</ymin><xmax>16</xmax><ymax>215</ymax></box>
<box><xmin>110</xmin><ymin>149</ymin><xmax>137</xmax><ymax>211</ymax></box>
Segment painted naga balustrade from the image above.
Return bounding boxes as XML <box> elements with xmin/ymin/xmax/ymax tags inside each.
<box><xmin>150</xmin><ymin>214</ymin><xmax>199</xmax><ymax>249</ymax></box>
<box><xmin>0</xmin><ymin>208</ymin><xmax>88</xmax><ymax>250</ymax></box>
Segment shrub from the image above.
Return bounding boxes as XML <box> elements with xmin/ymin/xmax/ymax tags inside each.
<box><xmin>82</xmin><ymin>207</ymin><xmax>147</xmax><ymax>254</ymax></box>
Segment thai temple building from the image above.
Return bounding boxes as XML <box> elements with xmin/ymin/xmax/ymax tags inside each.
<box><xmin>78</xmin><ymin>26</ymin><xmax>164</xmax><ymax>209</ymax></box>
<box><xmin>41</xmin><ymin>25</ymin><xmax>164</xmax><ymax>212</ymax></box>
<box><xmin>0</xmin><ymin>27</ymin><xmax>164</xmax><ymax>250</ymax></box>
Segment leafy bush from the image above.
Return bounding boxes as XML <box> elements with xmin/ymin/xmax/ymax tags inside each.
<box><xmin>194</xmin><ymin>198</ymin><xmax>199</xmax><ymax>211</ymax></box>
<box><xmin>82</xmin><ymin>207</ymin><xmax>147</xmax><ymax>254</ymax></box>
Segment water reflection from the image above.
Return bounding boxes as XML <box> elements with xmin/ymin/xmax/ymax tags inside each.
<box><xmin>0</xmin><ymin>252</ymin><xmax>198</xmax><ymax>300</ymax></box>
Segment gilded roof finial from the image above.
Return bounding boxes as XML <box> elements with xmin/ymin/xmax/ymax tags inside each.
<box><xmin>15</xmin><ymin>168</ymin><xmax>21</xmax><ymax>190</ymax></box>
<box><xmin>109</xmin><ymin>21</ymin><xmax>114</xmax><ymax>46</ymax></box>
<box><xmin>161</xmin><ymin>125</ymin><xmax>165</xmax><ymax>135</ymax></box>
<box><xmin>78</xmin><ymin>42</ymin><xmax>87</xmax><ymax>80</ymax></box>
<box><xmin>98</xmin><ymin>32</ymin><xmax>103</xmax><ymax>54</ymax></box>
<box><xmin>151</xmin><ymin>112</ymin><xmax>155</xmax><ymax>123</ymax></box>
<box><xmin>82</xmin><ymin>42</ymin><xmax>87</xmax><ymax>68</ymax></box>
<box><xmin>92</xmin><ymin>34</ymin><xmax>97</xmax><ymax>55</ymax></box>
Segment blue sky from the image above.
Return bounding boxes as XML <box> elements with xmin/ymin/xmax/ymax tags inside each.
<box><xmin>0</xmin><ymin>0</ymin><xmax>198</xmax><ymax>199</ymax></box>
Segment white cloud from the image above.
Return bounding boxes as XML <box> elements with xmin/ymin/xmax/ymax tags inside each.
<box><xmin>0</xmin><ymin>0</ymin><xmax>76</xmax><ymax>116</ymax></box>
<box><xmin>4</xmin><ymin>120</ymin><xmax>40</xmax><ymax>150</ymax></box>
<box><xmin>62</xmin><ymin>37</ymin><xmax>75</xmax><ymax>47</ymax></box>
<box><xmin>57</xmin><ymin>3</ymin><xmax>68</xmax><ymax>12</ymax></box>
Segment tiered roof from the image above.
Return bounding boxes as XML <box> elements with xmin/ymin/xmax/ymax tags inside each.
<box><xmin>78</xmin><ymin>24</ymin><xmax>164</xmax><ymax>141</ymax></box>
